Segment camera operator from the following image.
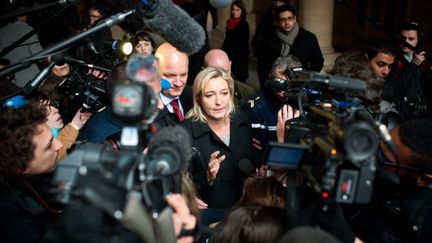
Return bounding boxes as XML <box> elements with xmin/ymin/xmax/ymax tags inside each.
<box><xmin>329</xmin><ymin>50</ymin><xmax>387</xmax><ymax>113</ymax></box>
<box><xmin>328</xmin><ymin>50</ymin><xmax>403</xmax><ymax>129</ymax></box>
<box><xmin>0</xmin><ymin>105</ymin><xmax>63</xmax><ymax>242</ymax></box>
<box><xmin>38</xmin><ymin>60</ymin><xmax>72</xmax><ymax>108</ymax></box>
<box><xmin>27</xmin><ymin>91</ymin><xmax>92</xmax><ymax>161</ymax></box>
<box><xmin>348</xmin><ymin>119</ymin><xmax>432</xmax><ymax>243</ymax></box>
<box><xmin>39</xmin><ymin>55</ymin><xmax>108</xmax><ymax>123</ymax></box>
<box><xmin>385</xmin><ymin>22</ymin><xmax>432</xmax><ymax>120</ymax></box>
<box><xmin>76</xmin><ymin>0</ymin><xmax>116</xmax><ymax>66</ymax></box>
<box><xmin>244</xmin><ymin>55</ymin><xmax>300</xmax><ymax>166</ymax></box>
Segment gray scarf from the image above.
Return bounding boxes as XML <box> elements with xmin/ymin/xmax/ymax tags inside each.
<box><xmin>276</xmin><ymin>23</ymin><xmax>299</xmax><ymax>57</ymax></box>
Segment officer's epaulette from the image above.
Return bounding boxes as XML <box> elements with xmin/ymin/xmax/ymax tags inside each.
<box><xmin>247</xmin><ymin>96</ymin><xmax>261</xmax><ymax>108</ymax></box>
<box><xmin>247</xmin><ymin>99</ymin><xmax>254</xmax><ymax>108</ymax></box>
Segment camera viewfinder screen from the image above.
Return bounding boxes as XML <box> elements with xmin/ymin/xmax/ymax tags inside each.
<box><xmin>266</xmin><ymin>144</ymin><xmax>305</xmax><ymax>169</ymax></box>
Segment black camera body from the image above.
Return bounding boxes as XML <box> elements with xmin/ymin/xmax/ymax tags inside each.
<box><xmin>265</xmin><ymin>72</ymin><xmax>378</xmax><ymax>204</ymax></box>
<box><xmin>51</xmin><ymin>138</ymin><xmax>184</xmax><ymax>210</ymax></box>
<box><xmin>50</xmin><ymin>73</ymin><xmax>191</xmax><ymax>242</ymax></box>
<box><xmin>111</xmin><ymin>82</ymin><xmax>159</xmax><ymax>125</ymax></box>
<box><xmin>57</xmin><ymin>70</ymin><xmax>108</xmax><ymax>113</ymax></box>
<box><xmin>53</xmin><ymin>76</ymin><xmax>185</xmax><ymax>208</ymax></box>
<box><xmin>50</xmin><ymin>135</ymin><xmax>186</xmax><ymax>242</ymax></box>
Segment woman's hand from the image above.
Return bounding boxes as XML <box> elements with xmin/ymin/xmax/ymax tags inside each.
<box><xmin>70</xmin><ymin>108</ymin><xmax>93</xmax><ymax>130</ymax></box>
<box><xmin>195</xmin><ymin>197</ymin><xmax>208</xmax><ymax>209</ymax></box>
<box><xmin>207</xmin><ymin>151</ymin><xmax>226</xmax><ymax>182</ymax></box>
<box><xmin>252</xmin><ymin>137</ymin><xmax>263</xmax><ymax>150</ymax></box>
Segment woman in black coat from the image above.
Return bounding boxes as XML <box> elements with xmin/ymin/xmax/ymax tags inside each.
<box><xmin>182</xmin><ymin>67</ymin><xmax>252</xmax><ymax>210</ymax></box>
<box><xmin>221</xmin><ymin>1</ymin><xmax>250</xmax><ymax>83</ymax></box>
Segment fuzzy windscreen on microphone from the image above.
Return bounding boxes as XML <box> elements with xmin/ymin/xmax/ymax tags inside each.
<box><xmin>147</xmin><ymin>125</ymin><xmax>192</xmax><ymax>169</ymax></box>
<box><xmin>137</xmin><ymin>0</ymin><xmax>206</xmax><ymax>55</ymax></box>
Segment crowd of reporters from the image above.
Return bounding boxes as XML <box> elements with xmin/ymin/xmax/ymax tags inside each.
<box><xmin>1</xmin><ymin>0</ymin><xmax>432</xmax><ymax>243</ymax></box>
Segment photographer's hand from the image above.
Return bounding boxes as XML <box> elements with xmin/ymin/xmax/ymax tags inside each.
<box><xmin>88</xmin><ymin>68</ymin><xmax>108</xmax><ymax>80</ymax></box>
<box><xmin>166</xmin><ymin>194</ymin><xmax>197</xmax><ymax>243</ymax></box>
<box><xmin>252</xmin><ymin>137</ymin><xmax>262</xmax><ymax>150</ymax></box>
<box><xmin>70</xmin><ymin>108</ymin><xmax>93</xmax><ymax>130</ymax></box>
<box><xmin>258</xmin><ymin>164</ymin><xmax>268</xmax><ymax>176</ymax></box>
<box><xmin>412</xmin><ymin>51</ymin><xmax>426</xmax><ymax>66</ymax></box>
<box><xmin>277</xmin><ymin>104</ymin><xmax>299</xmax><ymax>143</ymax></box>
<box><xmin>207</xmin><ymin>151</ymin><xmax>225</xmax><ymax>183</ymax></box>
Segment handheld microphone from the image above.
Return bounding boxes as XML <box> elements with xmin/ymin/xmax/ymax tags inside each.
<box><xmin>2</xmin><ymin>60</ymin><xmax>56</xmax><ymax>107</ymax></box>
<box><xmin>160</xmin><ymin>78</ymin><xmax>171</xmax><ymax>90</ymax></box>
<box><xmin>191</xmin><ymin>146</ymin><xmax>201</xmax><ymax>160</ymax></box>
<box><xmin>238</xmin><ymin>159</ymin><xmax>256</xmax><ymax>176</ymax></box>
<box><xmin>85</xmin><ymin>41</ymin><xmax>101</xmax><ymax>56</ymax></box>
<box><xmin>378</xmin><ymin>123</ymin><xmax>396</xmax><ymax>154</ymax></box>
<box><xmin>147</xmin><ymin>126</ymin><xmax>192</xmax><ymax>175</ymax></box>
<box><xmin>136</xmin><ymin>0</ymin><xmax>206</xmax><ymax>55</ymax></box>
<box><xmin>23</xmin><ymin>62</ymin><xmax>56</xmax><ymax>95</ymax></box>
<box><xmin>294</xmin><ymin>71</ymin><xmax>367</xmax><ymax>94</ymax></box>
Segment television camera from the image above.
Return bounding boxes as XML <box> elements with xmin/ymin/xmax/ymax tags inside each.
<box><xmin>56</xmin><ymin>68</ymin><xmax>108</xmax><ymax>114</ymax></box>
<box><xmin>49</xmin><ymin>56</ymin><xmax>192</xmax><ymax>242</ymax></box>
<box><xmin>265</xmin><ymin>71</ymin><xmax>383</xmax><ymax>205</ymax></box>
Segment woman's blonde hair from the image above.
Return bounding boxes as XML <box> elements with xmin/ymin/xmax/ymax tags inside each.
<box><xmin>186</xmin><ymin>67</ymin><xmax>236</xmax><ymax>123</ymax></box>
<box><xmin>181</xmin><ymin>172</ymin><xmax>201</xmax><ymax>222</ymax></box>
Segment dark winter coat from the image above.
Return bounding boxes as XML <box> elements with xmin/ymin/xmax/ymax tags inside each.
<box><xmin>222</xmin><ymin>19</ymin><xmax>250</xmax><ymax>82</ymax></box>
<box><xmin>0</xmin><ymin>177</ymin><xmax>61</xmax><ymax>243</ymax></box>
<box><xmin>182</xmin><ymin>111</ymin><xmax>252</xmax><ymax>209</ymax></box>
<box><xmin>256</xmin><ymin>27</ymin><xmax>324</xmax><ymax>87</ymax></box>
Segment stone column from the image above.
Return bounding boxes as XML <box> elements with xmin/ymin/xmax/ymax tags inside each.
<box><xmin>298</xmin><ymin>0</ymin><xmax>339</xmax><ymax>70</ymax></box>
<box><xmin>207</xmin><ymin>5</ymin><xmax>229</xmax><ymax>49</ymax></box>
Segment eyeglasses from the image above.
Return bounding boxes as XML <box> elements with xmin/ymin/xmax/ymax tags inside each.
<box><xmin>376</xmin><ymin>146</ymin><xmax>420</xmax><ymax>171</ymax></box>
<box><xmin>278</xmin><ymin>16</ymin><xmax>295</xmax><ymax>22</ymax></box>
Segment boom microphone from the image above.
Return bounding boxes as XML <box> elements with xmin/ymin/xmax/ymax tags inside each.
<box><xmin>147</xmin><ymin>126</ymin><xmax>192</xmax><ymax>176</ymax></box>
<box><xmin>294</xmin><ymin>71</ymin><xmax>367</xmax><ymax>94</ymax></box>
<box><xmin>23</xmin><ymin>62</ymin><xmax>56</xmax><ymax>95</ymax></box>
<box><xmin>137</xmin><ymin>0</ymin><xmax>206</xmax><ymax>55</ymax></box>
<box><xmin>0</xmin><ymin>10</ymin><xmax>134</xmax><ymax>79</ymax></box>
<box><xmin>0</xmin><ymin>0</ymin><xmax>79</xmax><ymax>22</ymax></box>
<box><xmin>52</xmin><ymin>53</ymin><xmax>111</xmax><ymax>73</ymax></box>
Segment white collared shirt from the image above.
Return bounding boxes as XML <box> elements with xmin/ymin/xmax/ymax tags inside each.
<box><xmin>159</xmin><ymin>92</ymin><xmax>184</xmax><ymax>115</ymax></box>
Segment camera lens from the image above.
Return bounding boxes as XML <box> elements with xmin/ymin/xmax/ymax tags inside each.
<box><xmin>343</xmin><ymin>121</ymin><xmax>378</xmax><ymax>164</ymax></box>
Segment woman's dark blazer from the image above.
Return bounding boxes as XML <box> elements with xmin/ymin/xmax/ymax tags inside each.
<box><xmin>182</xmin><ymin>110</ymin><xmax>252</xmax><ymax>209</ymax></box>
